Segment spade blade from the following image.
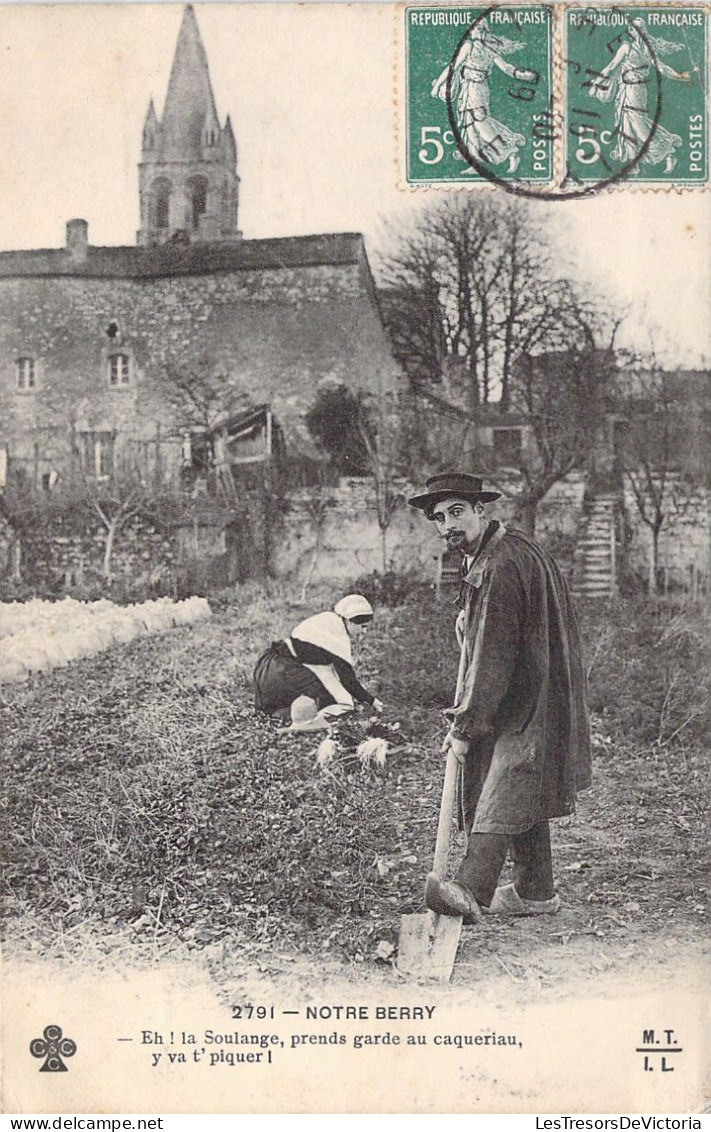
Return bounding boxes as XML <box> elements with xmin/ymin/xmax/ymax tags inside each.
<box><xmin>396</xmin><ymin>909</ymin><xmax>462</xmax><ymax>981</ymax></box>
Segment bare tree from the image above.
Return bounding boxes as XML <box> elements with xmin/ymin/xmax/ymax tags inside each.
<box><xmin>399</xmin><ymin>340</ymin><xmax>619</xmax><ymax>537</ymax></box>
<box><xmin>0</xmin><ymin>468</ymin><xmax>49</xmax><ymax>584</ymax></box>
<box><xmin>70</xmin><ymin>433</ymin><xmax>184</xmax><ymax>585</ymax></box>
<box><xmin>88</xmin><ymin>479</ymin><xmax>147</xmax><ymax>583</ymax></box>
<box><xmin>162</xmin><ymin>352</ymin><xmax>251</xmax><ymax>435</ymax></box>
<box><xmin>357</xmin><ymin>389</ymin><xmax>406</xmax><ymax>574</ymax></box>
<box><xmin>298</xmin><ymin>492</ymin><xmax>336</xmax><ymax>600</ymax></box>
<box><xmin>504</xmin><ymin>336</ymin><xmax>619</xmax><ymax>534</ymax></box>
<box><xmin>397</xmin><ymin>336</ymin><xmax>619</xmax><ymax>537</ymax></box>
<box><xmin>615</xmin><ymin>360</ymin><xmax>695</xmax><ymax>595</ymax></box>
<box><xmin>377</xmin><ymin>226</ymin><xmax>448</xmax><ymax>388</ymax></box>
<box><xmin>375</xmin><ymin>195</ymin><xmax>605</xmax><ymax>410</ymax></box>
<box><xmin>376</xmin><ymin>195</ymin><xmax>624</xmax><ymax>535</ymax></box>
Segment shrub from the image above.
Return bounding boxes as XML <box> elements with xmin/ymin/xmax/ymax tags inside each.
<box><xmin>578</xmin><ymin>598</ymin><xmax>710</xmax><ymax>748</ymax></box>
<box><xmin>305</xmin><ymin>385</ymin><xmax>370</xmax><ymax>476</ymax></box>
<box><xmin>351</xmin><ymin>570</ymin><xmax>421</xmax><ymax>608</ymax></box>
<box><xmin>540</xmin><ymin>529</ymin><xmax>577</xmax><ymax>569</ymax></box>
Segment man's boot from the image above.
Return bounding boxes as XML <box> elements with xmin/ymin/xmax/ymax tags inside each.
<box><xmin>425</xmin><ymin>876</ymin><xmax>482</xmax><ymax>921</ymax></box>
<box><xmin>486</xmin><ymin>883</ymin><xmax>561</xmax><ymax>916</ymax></box>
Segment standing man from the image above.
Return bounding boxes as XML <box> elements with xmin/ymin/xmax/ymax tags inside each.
<box><xmin>408</xmin><ymin>472</ymin><xmax>591</xmax><ymax>920</ymax></box>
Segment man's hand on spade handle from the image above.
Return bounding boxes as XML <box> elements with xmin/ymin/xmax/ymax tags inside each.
<box><xmin>441</xmin><ymin>729</ymin><xmax>469</xmax><ymax>766</ymax></box>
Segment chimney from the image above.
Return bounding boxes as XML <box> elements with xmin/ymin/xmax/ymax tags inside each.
<box><xmin>66</xmin><ymin>219</ymin><xmax>89</xmax><ymax>261</ymax></box>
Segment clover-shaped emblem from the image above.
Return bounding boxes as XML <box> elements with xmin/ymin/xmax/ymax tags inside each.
<box><xmin>30</xmin><ymin>1025</ymin><xmax>77</xmax><ymax>1072</ymax></box>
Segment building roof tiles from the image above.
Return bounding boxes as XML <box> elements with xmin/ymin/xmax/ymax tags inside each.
<box><xmin>0</xmin><ymin>233</ymin><xmax>365</xmax><ymax>279</ymax></box>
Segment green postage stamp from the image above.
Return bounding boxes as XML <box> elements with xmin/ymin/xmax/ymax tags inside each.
<box><xmin>564</xmin><ymin>7</ymin><xmax>708</xmax><ymax>185</ymax></box>
<box><xmin>404</xmin><ymin>4</ymin><xmax>709</xmax><ymax>192</ymax></box>
<box><xmin>406</xmin><ymin>6</ymin><xmax>554</xmax><ymax>183</ymax></box>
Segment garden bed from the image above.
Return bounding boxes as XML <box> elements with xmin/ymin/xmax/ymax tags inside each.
<box><xmin>2</xmin><ymin>584</ymin><xmax>708</xmax><ymax>985</ymax></box>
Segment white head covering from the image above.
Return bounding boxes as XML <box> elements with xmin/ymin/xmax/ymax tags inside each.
<box><xmin>292</xmin><ymin>611</ymin><xmax>352</xmax><ymax>662</ymax></box>
<box><xmin>333</xmin><ymin>594</ymin><xmax>374</xmax><ymax>622</ymax></box>
<box><xmin>291</xmin><ymin>595</ymin><xmax>373</xmax><ymax>671</ymax></box>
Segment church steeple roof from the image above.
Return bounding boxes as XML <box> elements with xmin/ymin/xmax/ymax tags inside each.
<box><xmin>160</xmin><ymin>5</ymin><xmax>220</xmax><ymax>161</ymax></box>
<box><xmin>144</xmin><ymin>97</ymin><xmax>158</xmax><ymax>127</ymax></box>
<box><xmin>223</xmin><ymin>114</ymin><xmax>237</xmax><ymax>164</ymax></box>
<box><xmin>142</xmin><ymin>98</ymin><xmax>160</xmax><ymax>149</ymax></box>
<box><xmin>137</xmin><ymin>5</ymin><xmax>241</xmax><ymax>245</ymax></box>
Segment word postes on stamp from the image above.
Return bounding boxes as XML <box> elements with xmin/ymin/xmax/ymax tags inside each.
<box><xmin>406</xmin><ymin>6</ymin><xmax>554</xmax><ymax>183</ymax></box>
<box><xmin>404</xmin><ymin>4</ymin><xmax>709</xmax><ymax>194</ymax></box>
<box><xmin>564</xmin><ymin>7</ymin><xmax>708</xmax><ymax>186</ymax></box>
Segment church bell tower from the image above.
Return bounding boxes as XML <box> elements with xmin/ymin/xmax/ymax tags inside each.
<box><xmin>137</xmin><ymin>5</ymin><xmax>241</xmax><ymax>245</ymax></box>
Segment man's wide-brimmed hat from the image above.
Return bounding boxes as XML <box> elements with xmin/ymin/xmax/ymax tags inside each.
<box><xmin>408</xmin><ymin>472</ymin><xmax>502</xmax><ymax>512</ymax></box>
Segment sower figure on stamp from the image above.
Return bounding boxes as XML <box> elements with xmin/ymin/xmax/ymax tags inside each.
<box><xmin>430</xmin><ymin>20</ymin><xmax>537</xmax><ymax>175</ymax></box>
<box><xmin>408</xmin><ymin>473</ymin><xmax>591</xmax><ymax>920</ymax></box>
<box><xmin>588</xmin><ymin>18</ymin><xmax>692</xmax><ymax>175</ymax></box>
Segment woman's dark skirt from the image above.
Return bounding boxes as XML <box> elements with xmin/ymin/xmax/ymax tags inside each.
<box><xmin>253</xmin><ymin>641</ymin><xmax>335</xmax><ymax>718</ymax></box>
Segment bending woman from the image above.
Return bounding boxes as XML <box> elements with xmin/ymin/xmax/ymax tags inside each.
<box><xmin>254</xmin><ymin>594</ymin><xmax>383</xmax><ymax>726</ymax></box>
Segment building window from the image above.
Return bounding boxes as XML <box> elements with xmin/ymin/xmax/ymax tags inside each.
<box><xmin>156</xmin><ymin>194</ymin><xmax>170</xmax><ymax>229</ymax></box>
<box><xmin>16</xmin><ymin>357</ymin><xmax>36</xmax><ymax>390</ymax></box>
<box><xmin>79</xmin><ymin>432</ymin><xmax>115</xmax><ymax>480</ymax></box>
<box><xmin>151</xmin><ymin>178</ymin><xmax>172</xmax><ymax>230</ymax></box>
<box><xmin>188</xmin><ymin>175</ymin><xmax>208</xmax><ymax>231</ymax></box>
<box><xmin>613</xmin><ymin>419</ymin><xmax>630</xmax><ymax>465</ymax></box>
<box><xmin>493</xmin><ymin>427</ymin><xmax>522</xmax><ymax>467</ymax></box>
<box><xmin>108</xmin><ymin>353</ymin><xmax>130</xmax><ymax>387</ymax></box>
<box><xmin>41</xmin><ymin>471</ymin><xmax>59</xmax><ymax>493</ymax></box>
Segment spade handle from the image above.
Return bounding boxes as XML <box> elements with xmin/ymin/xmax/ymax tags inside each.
<box><xmin>431</xmin><ymin>630</ymin><xmax>469</xmax><ymax>879</ymax></box>
<box><xmin>431</xmin><ymin>749</ymin><xmax>460</xmax><ymax>879</ymax></box>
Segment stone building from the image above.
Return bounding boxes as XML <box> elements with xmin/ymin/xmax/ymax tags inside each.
<box><xmin>0</xmin><ymin>6</ymin><xmax>399</xmax><ymax>533</ymax></box>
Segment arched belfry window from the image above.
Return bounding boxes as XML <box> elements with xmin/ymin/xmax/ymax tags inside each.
<box><xmin>151</xmin><ymin>178</ymin><xmax>172</xmax><ymax>230</ymax></box>
<box><xmin>188</xmin><ymin>175</ymin><xmax>208</xmax><ymax>231</ymax></box>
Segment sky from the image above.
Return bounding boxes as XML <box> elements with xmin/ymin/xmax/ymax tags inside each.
<box><xmin>0</xmin><ymin>1</ymin><xmax>708</xmax><ymax>366</ymax></box>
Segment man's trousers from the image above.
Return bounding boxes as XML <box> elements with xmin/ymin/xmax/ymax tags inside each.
<box><xmin>456</xmin><ymin>820</ymin><xmax>555</xmax><ymax>907</ymax></box>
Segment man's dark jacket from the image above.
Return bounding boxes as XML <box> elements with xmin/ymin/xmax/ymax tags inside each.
<box><xmin>444</xmin><ymin>522</ymin><xmax>592</xmax><ymax>835</ymax></box>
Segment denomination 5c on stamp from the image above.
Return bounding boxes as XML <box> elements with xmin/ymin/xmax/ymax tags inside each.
<box><xmin>564</xmin><ymin>6</ymin><xmax>708</xmax><ymax>185</ymax></box>
<box><xmin>405</xmin><ymin>6</ymin><xmax>554</xmax><ymax>183</ymax></box>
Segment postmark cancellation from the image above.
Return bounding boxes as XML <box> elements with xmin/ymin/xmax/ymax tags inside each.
<box><xmin>403</xmin><ymin>3</ymin><xmax>709</xmax><ymax>193</ymax></box>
